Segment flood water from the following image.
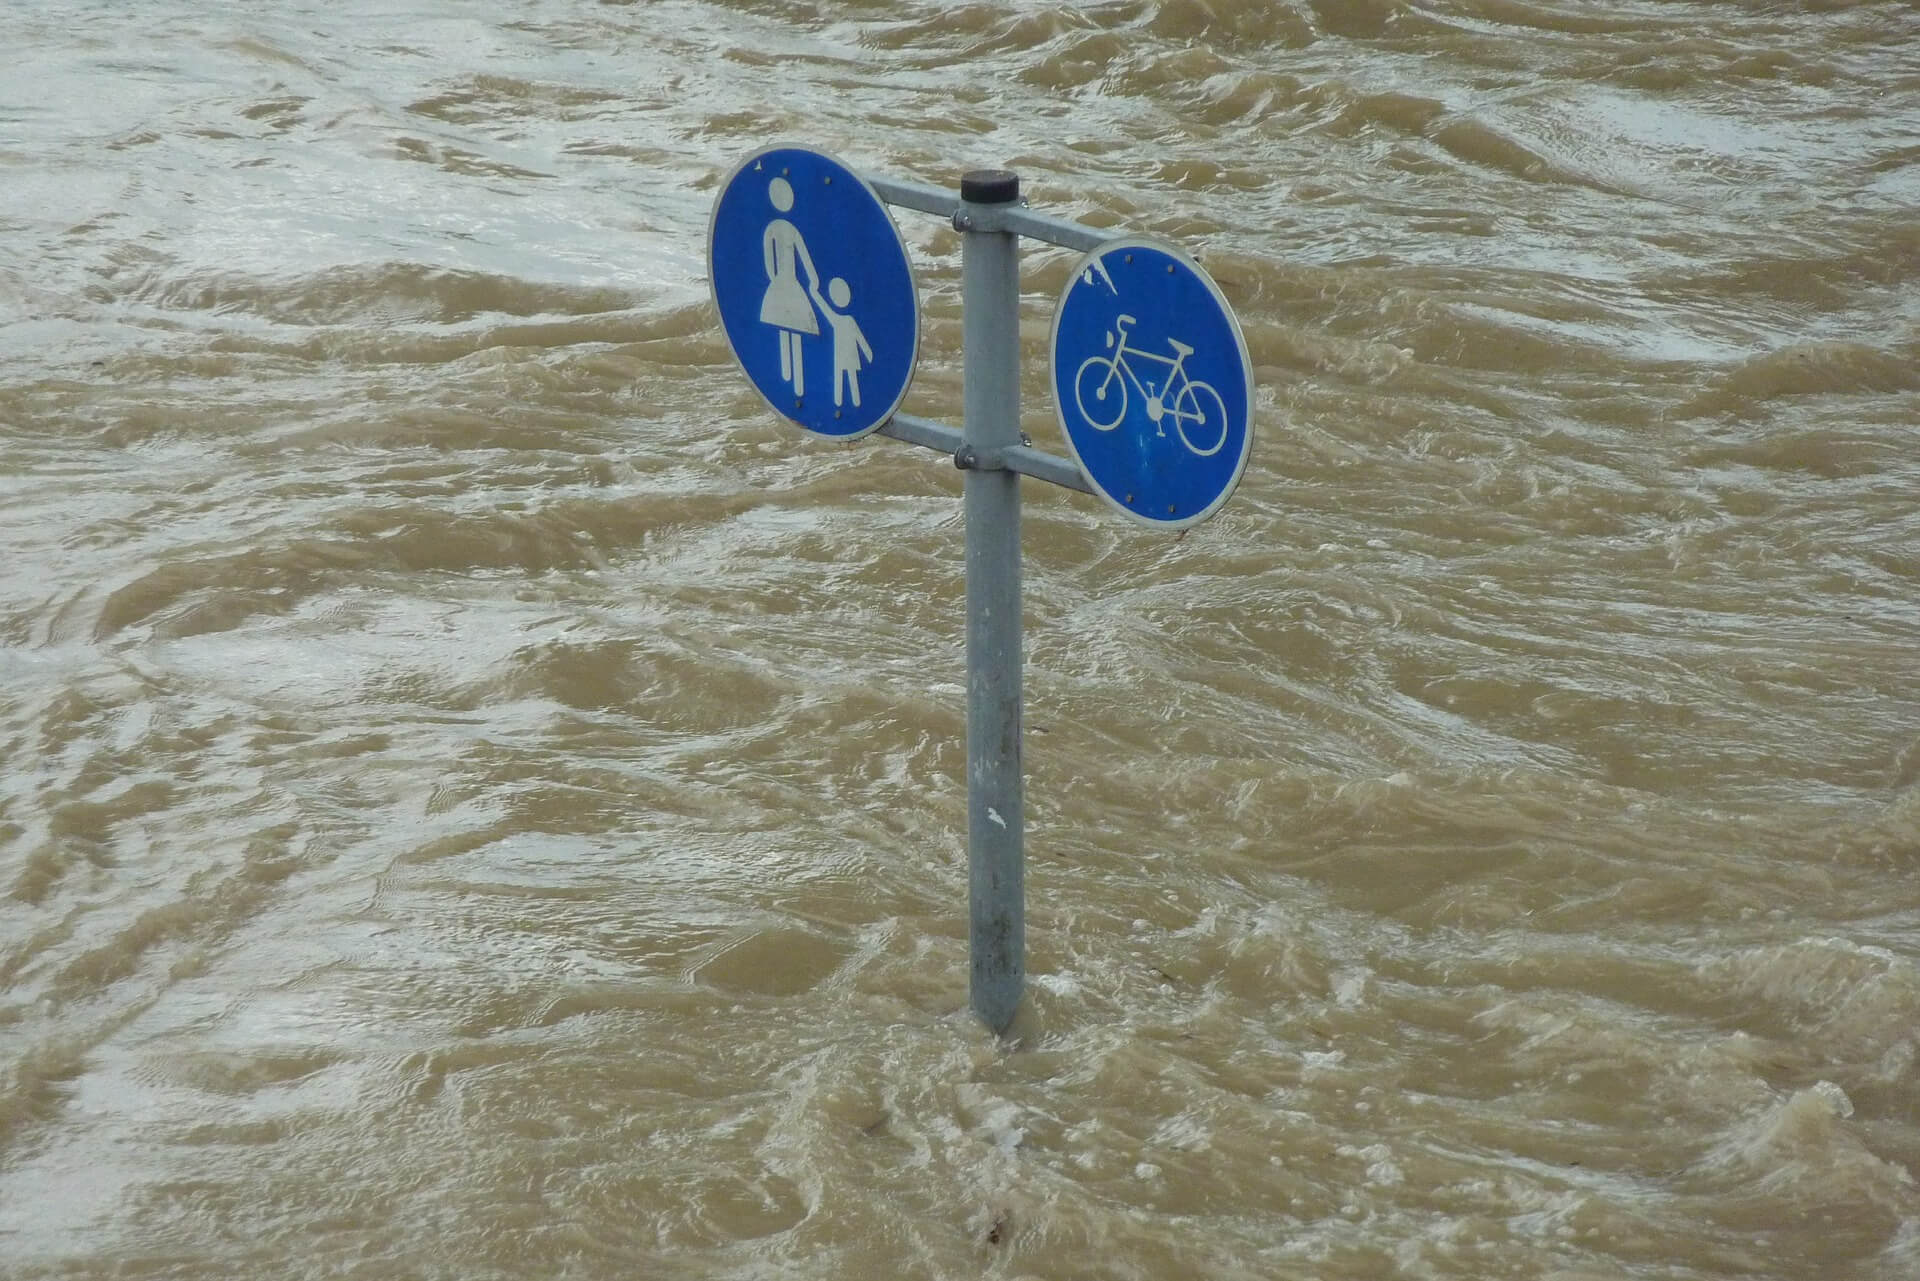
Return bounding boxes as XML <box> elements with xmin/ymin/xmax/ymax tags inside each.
<box><xmin>3</xmin><ymin>1</ymin><xmax>1919</xmax><ymax>1277</ymax></box>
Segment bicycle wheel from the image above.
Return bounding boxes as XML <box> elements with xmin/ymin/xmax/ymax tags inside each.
<box><xmin>1172</xmin><ymin>379</ymin><xmax>1229</xmax><ymax>457</ymax></box>
<box><xmin>1073</xmin><ymin>356</ymin><xmax>1128</xmax><ymax>431</ymax></box>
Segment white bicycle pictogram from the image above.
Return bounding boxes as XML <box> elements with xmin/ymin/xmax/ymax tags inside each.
<box><xmin>1073</xmin><ymin>314</ymin><xmax>1230</xmax><ymax>457</ymax></box>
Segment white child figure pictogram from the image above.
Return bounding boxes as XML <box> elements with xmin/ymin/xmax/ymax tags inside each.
<box><xmin>810</xmin><ymin>276</ymin><xmax>873</xmax><ymax>409</ymax></box>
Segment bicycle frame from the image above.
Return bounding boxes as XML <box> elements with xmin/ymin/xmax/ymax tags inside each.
<box><xmin>1106</xmin><ymin>315</ymin><xmax>1193</xmax><ymax>409</ymax></box>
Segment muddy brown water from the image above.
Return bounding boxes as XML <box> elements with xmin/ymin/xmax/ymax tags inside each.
<box><xmin>3</xmin><ymin>2</ymin><xmax>1919</xmax><ymax>1278</ymax></box>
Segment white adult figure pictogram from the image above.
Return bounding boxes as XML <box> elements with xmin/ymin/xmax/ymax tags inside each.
<box><xmin>759</xmin><ymin>177</ymin><xmax>821</xmax><ymax>397</ymax></box>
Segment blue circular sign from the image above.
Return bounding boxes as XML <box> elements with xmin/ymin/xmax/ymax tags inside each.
<box><xmin>1049</xmin><ymin>237</ymin><xmax>1254</xmax><ymax>529</ymax></box>
<box><xmin>709</xmin><ymin>146</ymin><xmax>919</xmax><ymax>440</ymax></box>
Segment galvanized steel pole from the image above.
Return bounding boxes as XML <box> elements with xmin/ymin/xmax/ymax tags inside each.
<box><xmin>958</xmin><ymin>169</ymin><xmax>1024</xmax><ymax>1035</ymax></box>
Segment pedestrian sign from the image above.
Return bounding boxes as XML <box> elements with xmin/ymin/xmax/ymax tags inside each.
<box><xmin>1049</xmin><ymin>237</ymin><xmax>1254</xmax><ymax>529</ymax></box>
<box><xmin>708</xmin><ymin>145</ymin><xmax>920</xmax><ymax>439</ymax></box>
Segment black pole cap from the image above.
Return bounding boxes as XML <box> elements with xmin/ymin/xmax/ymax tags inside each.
<box><xmin>960</xmin><ymin>169</ymin><xmax>1020</xmax><ymax>204</ymax></box>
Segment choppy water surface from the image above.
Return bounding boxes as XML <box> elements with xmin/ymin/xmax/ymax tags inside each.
<box><xmin>3</xmin><ymin>1</ymin><xmax>1919</xmax><ymax>1277</ymax></box>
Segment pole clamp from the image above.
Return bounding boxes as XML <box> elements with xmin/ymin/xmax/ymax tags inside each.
<box><xmin>954</xmin><ymin>444</ymin><xmax>1011</xmax><ymax>473</ymax></box>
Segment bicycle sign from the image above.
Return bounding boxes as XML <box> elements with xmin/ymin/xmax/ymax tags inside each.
<box><xmin>1073</xmin><ymin>315</ymin><xmax>1230</xmax><ymax>457</ymax></box>
<box><xmin>1050</xmin><ymin>237</ymin><xmax>1253</xmax><ymax>529</ymax></box>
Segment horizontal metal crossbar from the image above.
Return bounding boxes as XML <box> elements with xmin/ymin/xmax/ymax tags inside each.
<box><xmin>863</xmin><ymin>173</ymin><xmax>1099</xmax><ymax>496</ymax></box>
<box><xmin>867</xmin><ymin>175</ymin><xmax>1110</xmax><ymax>254</ymax></box>
<box><xmin>881</xmin><ymin>413</ymin><xmax>1094</xmax><ymax>495</ymax></box>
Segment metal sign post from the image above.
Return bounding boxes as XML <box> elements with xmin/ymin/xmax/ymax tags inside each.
<box><xmin>957</xmin><ymin>170</ymin><xmax>1025</xmax><ymax>1034</ymax></box>
<box><xmin>708</xmin><ymin>149</ymin><xmax>1255</xmax><ymax>1035</ymax></box>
